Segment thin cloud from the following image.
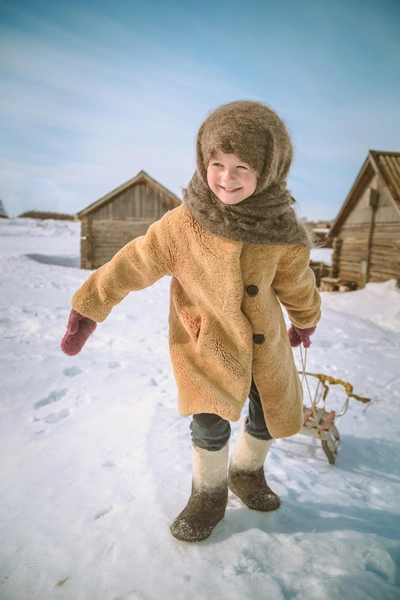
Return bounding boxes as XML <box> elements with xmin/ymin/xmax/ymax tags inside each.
<box><xmin>0</xmin><ymin>0</ymin><xmax>399</xmax><ymax>220</ymax></box>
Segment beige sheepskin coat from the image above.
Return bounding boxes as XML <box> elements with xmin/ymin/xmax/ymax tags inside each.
<box><xmin>72</xmin><ymin>204</ymin><xmax>321</xmax><ymax>439</ymax></box>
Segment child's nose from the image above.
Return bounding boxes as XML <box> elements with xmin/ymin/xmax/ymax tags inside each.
<box><xmin>222</xmin><ymin>167</ymin><xmax>237</xmax><ymax>181</ymax></box>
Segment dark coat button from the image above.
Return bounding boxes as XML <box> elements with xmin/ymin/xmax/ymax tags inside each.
<box><xmin>253</xmin><ymin>334</ymin><xmax>265</xmax><ymax>345</ymax></box>
<box><xmin>246</xmin><ymin>285</ymin><xmax>259</xmax><ymax>297</ymax></box>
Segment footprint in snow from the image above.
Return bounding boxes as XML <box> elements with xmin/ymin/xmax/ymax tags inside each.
<box><xmin>108</xmin><ymin>361</ymin><xmax>121</xmax><ymax>369</ymax></box>
<box><xmin>63</xmin><ymin>366</ymin><xmax>83</xmax><ymax>377</ymax></box>
<box><xmin>102</xmin><ymin>460</ymin><xmax>116</xmax><ymax>469</ymax></box>
<box><xmin>44</xmin><ymin>408</ymin><xmax>70</xmax><ymax>424</ymax></box>
<box><xmin>34</xmin><ymin>389</ymin><xmax>68</xmax><ymax>410</ymax></box>
<box><xmin>94</xmin><ymin>506</ymin><xmax>113</xmax><ymax>520</ymax></box>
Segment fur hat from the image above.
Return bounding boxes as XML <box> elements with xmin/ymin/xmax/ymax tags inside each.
<box><xmin>196</xmin><ymin>100</ymin><xmax>293</xmax><ymax>193</ymax></box>
<box><xmin>183</xmin><ymin>100</ymin><xmax>313</xmax><ymax>248</ymax></box>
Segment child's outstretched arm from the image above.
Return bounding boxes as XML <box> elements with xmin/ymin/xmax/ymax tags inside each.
<box><xmin>61</xmin><ymin>214</ymin><xmax>175</xmax><ymax>355</ymax></box>
<box><xmin>272</xmin><ymin>246</ymin><xmax>321</xmax><ymax>347</ymax></box>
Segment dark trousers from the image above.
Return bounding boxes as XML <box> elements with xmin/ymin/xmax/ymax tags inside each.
<box><xmin>190</xmin><ymin>378</ymin><xmax>272</xmax><ymax>451</ymax></box>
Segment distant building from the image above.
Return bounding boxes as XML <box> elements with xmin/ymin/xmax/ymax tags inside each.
<box><xmin>0</xmin><ymin>200</ymin><xmax>8</xmax><ymax>218</ymax></box>
<box><xmin>77</xmin><ymin>170</ymin><xmax>181</xmax><ymax>269</ymax></box>
<box><xmin>322</xmin><ymin>150</ymin><xmax>400</xmax><ymax>291</ymax></box>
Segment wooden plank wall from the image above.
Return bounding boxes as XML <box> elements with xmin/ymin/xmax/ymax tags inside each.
<box><xmin>335</xmin><ymin>224</ymin><xmax>400</xmax><ymax>287</ymax></box>
<box><xmin>344</xmin><ymin>174</ymin><xmax>377</xmax><ymax>226</ymax></box>
<box><xmin>332</xmin><ymin>165</ymin><xmax>400</xmax><ymax>287</ymax></box>
<box><xmin>367</xmin><ymin>176</ymin><xmax>400</xmax><ymax>281</ymax></box>
<box><xmin>336</xmin><ymin>225</ymin><xmax>369</xmax><ymax>286</ymax></box>
<box><xmin>374</xmin><ymin>184</ymin><xmax>399</xmax><ymax>224</ymax></box>
<box><xmin>80</xmin><ymin>181</ymin><xmax>175</xmax><ymax>269</ymax></box>
<box><xmin>92</xmin><ymin>183</ymin><xmax>167</xmax><ymax>221</ymax></box>
<box><xmin>91</xmin><ymin>219</ymin><xmax>154</xmax><ymax>269</ymax></box>
<box><xmin>369</xmin><ymin>223</ymin><xmax>400</xmax><ymax>281</ymax></box>
<box><xmin>80</xmin><ymin>217</ymin><xmax>92</xmax><ymax>269</ymax></box>
<box><xmin>334</xmin><ymin>174</ymin><xmax>400</xmax><ymax>286</ymax></box>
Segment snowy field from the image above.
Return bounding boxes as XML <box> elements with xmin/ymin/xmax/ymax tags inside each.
<box><xmin>1</xmin><ymin>218</ymin><xmax>399</xmax><ymax>600</ymax></box>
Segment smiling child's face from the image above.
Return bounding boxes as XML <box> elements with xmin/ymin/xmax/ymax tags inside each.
<box><xmin>206</xmin><ymin>149</ymin><xmax>259</xmax><ymax>205</ymax></box>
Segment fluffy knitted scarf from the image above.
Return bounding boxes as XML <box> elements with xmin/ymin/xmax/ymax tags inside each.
<box><xmin>183</xmin><ymin>100</ymin><xmax>313</xmax><ymax>248</ymax></box>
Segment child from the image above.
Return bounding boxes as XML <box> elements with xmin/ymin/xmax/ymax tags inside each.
<box><xmin>61</xmin><ymin>100</ymin><xmax>321</xmax><ymax>543</ymax></box>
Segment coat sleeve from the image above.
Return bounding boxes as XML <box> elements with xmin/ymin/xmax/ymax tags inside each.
<box><xmin>71</xmin><ymin>213</ymin><xmax>175</xmax><ymax>322</ymax></box>
<box><xmin>272</xmin><ymin>245</ymin><xmax>321</xmax><ymax>329</ymax></box>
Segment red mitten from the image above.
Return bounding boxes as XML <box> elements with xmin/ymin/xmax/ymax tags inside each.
<box><xmin>61</xmin><ymin>309</ymin><xmax>97</xmax><ymax>356</ymax></box>
<box><xmin>288</xmin><ymin>325</ymin><xmax>316</xmax><ymax>348</ymax></box>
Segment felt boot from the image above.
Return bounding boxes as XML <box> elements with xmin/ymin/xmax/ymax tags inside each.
<box><xmin>228</xmin><ymin>419</ymin><xmax>281</xmax><ymax>511</ymax></box>
<box><xmin>170</xmin><ymin>443</ymin><xmax>228</xmax><ymax>542</ymax></box>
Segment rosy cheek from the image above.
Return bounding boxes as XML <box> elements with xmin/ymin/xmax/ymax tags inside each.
<box><xmin>206</xmin><ymin>171</ymin><xmax>216</xmax><ymax>191</ymax></box>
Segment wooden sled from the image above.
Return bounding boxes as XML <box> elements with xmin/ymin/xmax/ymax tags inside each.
<box><xmin>302</xmin><ymin>406</ymin><xmax>340</xmax><ymax>465</ymax></box>
<box><xmin>298</xmin><ymin>370</ymin><xmax>371</xmax><ymax>465</ymax></box>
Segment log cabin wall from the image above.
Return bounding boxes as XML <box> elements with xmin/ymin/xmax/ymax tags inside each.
<box><xmin>330</xmin><ymin>237</ymin><xmax>342</xmax><ymax>278</ymax></box>
<box><xmin>90</xmin><ymin>218</ymin><xmax>155</xmax><ymax>269</ymax></box>
<box><xmin>79</xmin><ymin>177</ymin><xmax>180</xmax><ymax>269</ymax></box>
<box><xmin>80</xmin><ymin>216</ymin><xmax>93</xmax><ymax>270</ymax></box>
<box><xmin>368</xmin><ymin>179</ymin><xmax>400</xmax><ymax>282</ymax></box>
<box><xmin>335</xmin><ymin>173</ymin><xmax>377</xmax><ymax>286</ymax></box>
<box><xmin>334</xmin><ymin>171</ymin><xmax>400</xmax><ymax>287</ymax></box>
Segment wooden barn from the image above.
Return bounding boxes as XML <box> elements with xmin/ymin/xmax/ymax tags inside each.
<box><xmin>77</xmin><ymin>170</ymin><xmax>181</xmax><ymax>269</ymax></box>
<box><xmin>322</xmin><ymin>150</ymin><xmax>400</xmax><ymax>291</ymax></box>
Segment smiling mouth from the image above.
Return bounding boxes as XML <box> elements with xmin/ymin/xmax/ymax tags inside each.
<box><xmin>220</xmin><ymin>185</ymin><xmax>241</xmax><ymax>192</ymax></box>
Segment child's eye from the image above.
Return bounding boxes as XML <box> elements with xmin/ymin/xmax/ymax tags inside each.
<box><xmin>237</xmin><ymin>165</ymin><xmax>248</xmax><ymax>170</ymax></box>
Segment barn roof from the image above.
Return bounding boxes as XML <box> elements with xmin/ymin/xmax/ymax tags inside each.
<box><xmin>329</xmin><ymin>150</ymin><xmax>400</xmax><ymax>238</ymax></box>
<box><xmin>77</xmin><ymin>170</ymin><xmax>181</xmax><ymax>218</ymax></box>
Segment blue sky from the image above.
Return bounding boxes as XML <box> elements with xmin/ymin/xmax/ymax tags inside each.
<box><xmin>1</xmin><ymin>0</ymin><xmax>399</xmax><ymax>219</ymax></box>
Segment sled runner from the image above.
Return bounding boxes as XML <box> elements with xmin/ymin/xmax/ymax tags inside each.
<box><xmin>298</xmin><ymin>349</ymin><xmax>371</xmax><ymax>465</ymax></box>
<box><xmin>301</xmin><ymin>403</ymin><xmax>340</xmax><ymax>465</ymax></box>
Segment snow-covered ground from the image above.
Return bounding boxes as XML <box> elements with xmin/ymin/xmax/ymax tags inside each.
<box><xmin>1</xmin><ymin>218</ymin><xmax>399</xmax><ymax>600</ymax></box>
<box><xmin>310</xmin><ymin>247</ymin><xmax>333</xmax><ymax>265</ymax></box>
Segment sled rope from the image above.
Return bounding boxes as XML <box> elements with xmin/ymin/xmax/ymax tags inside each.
<box><xmin>298</xmin><ymin>346</ymin><xmax>372</xmax><ymax>415</ymax></box>
<box><xmin>299</xmin><ymin>346</ymin><xmax>323</xmax><ymax>436</ymax></box>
